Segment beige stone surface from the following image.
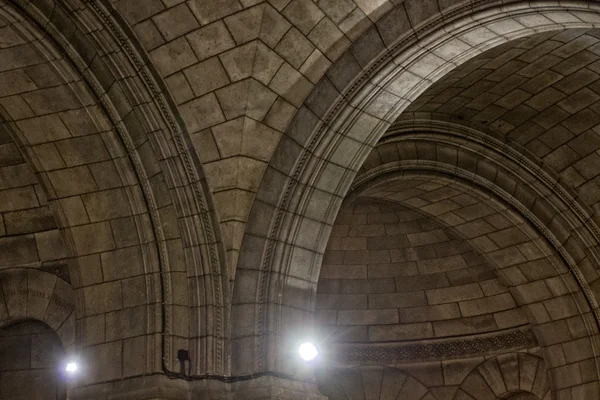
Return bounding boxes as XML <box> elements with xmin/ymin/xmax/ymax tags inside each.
<box><xmin>1</xmin><ymin>0</ymin><xmax>600</xmax><ymax>398</ymax></box>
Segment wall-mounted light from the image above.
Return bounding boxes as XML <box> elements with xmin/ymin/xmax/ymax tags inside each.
<box><xmin>298</xmin><ymin>342</ymin><xmax>318</xmax><ymax>361</ymax></box>
<box><xmin>65</xmin><ymin>361</ymin><xmax>78</xmax><ymax>374</ymax></box>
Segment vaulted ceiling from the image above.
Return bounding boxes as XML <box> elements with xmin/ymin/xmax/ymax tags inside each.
<box><xmin>1</xmin><ymin>1</ymin><xmax>600</xmax><ymax>399</ymax></box>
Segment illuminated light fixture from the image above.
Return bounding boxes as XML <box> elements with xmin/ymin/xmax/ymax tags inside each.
<box><xmin>65</xmin><ymin>362</ymin><xmax>78</xmax><ymax>374</ymax></box>
<box><xmin>298</xmin><ymin>342</ymin><xmax>318</xmax><ymax>361</ymax></box>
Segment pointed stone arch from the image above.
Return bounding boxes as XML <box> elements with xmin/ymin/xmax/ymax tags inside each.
<box><xmin>345</xmin><ymin>119</ymin><xmax>600</xmax><ymax>396</ymax></box>
<box><xmin>234</xmin><ymin>2</ymin><xmax>600</xmax><ymax>394</ymax></box>
<box><xmin>0</xmin><ymin>268</ymin><xmax>75</xmax><ymax>350</ymax></box>
<box><xmin>454</xmin><ymin>353</ymin><xmax>550</xmax><ymax>400</ymax></box>
<box><xmin>0</xmin><ymin>0</ymin><xmax>227</xmax><ymax>383</ymax></box>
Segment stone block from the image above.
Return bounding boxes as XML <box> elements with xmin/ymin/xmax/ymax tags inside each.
<box><xmin>513</xmin><ymin>280</ymin><xmax>553</xmax><ymax>304</ymax></box>
<box><xmin>71</xmin><ymin>222</ymin><xmax>115</xmax><ymax>255</ymax></box>
<box><xmin>544</xmin><ymin>295</ymin><xmax>580</xmax><ymax>320</ymax></box>
<box><xmin>426</xmin><ymin>283</ymin><xmax>483</xmax><ymax>305</ymax></box>
<box><xmin>105</xmin><ymin>305</ymin><xmax>147</xmax><ymax>340</ymax></box>
<box><xmin>552</xmin><ymin>362</ymin><xmax>582</xmax><ymax>390</ymax></box>
<box><xmin>101</xmin><ymin>246</ymin><xmax>144</xmax><ymax>281</ymax></box>
<box><xmin>216</xmin><ymin>78</ymin><xmax>277</xmax><ymax>120</ymax></box>
<box><xmin>407</xmin><ymin>229</ymin><xmax>448</xmax><ymax>246</ymax></box>
<box><xmin>368</xmin><ymin>322</ymin><xmax>434</xmax><ymax>341</ymax></box>
<box><xmin>320</xmin><ymin>264</ymin><xmax>367</xmax><ymax>279</ymax></box>
<box><xmin>22</xmin><ymin>84</ymin><xmax>83</xmax><ymax>114</ymax></box>
<box><xmin>84</xmin><ymin>341</ymin><xmax>123</xmax><ymax>383</ymax></box>
<box><xmin>316</xmin><ymin>293</ymin><xmax>367</xmax><ymax>310</ymax></box>
<box><xmin>35</xmin><ymin>229</ymin><xmax>67</xmax><ymax>261</ymax></box>
<box><xmin>188</xmin><ymin>0</ymin><xmax>241</xmax><ymax>25</ymax></box>
<box><xmin>337</xmin><ymin>309</ymin><xmax>398</xmax><ymax>325</ymax></box>
<box><xmin>276</xmin><ymin>27</ymin><xmax>315</xmax><ymax>69</ymax></box>
<box><xmin>180</xmin><ymin>92</ymin><xmax>225</xmax><ymax>132</ymax></box>
<box><xmin>153</xmin><ymin>3</ymin><xmax>199</xmax><ymax>41</ymax></box>
<box><xmin>477</xmin><ymin>359</ymin><xmax>507</xmax><ymax>397</ymax></box>
<box><xmin>366</xmin><ymin>235</ymin><xmax>409</xmax><ymax>250</ymax></box>
<box><xmin>132</xmin><ymin>19</ymin><xmax>165</xmax><ymax>51</ymax></box>
<box><xmin>396</xmin><ymin>273</ymin><xmax>450</xmax><ymax>291</ymax></box>
<box><xmin>282</xmin><ymin>0</ymin><xmax>325</xmax><ymax>35</ymax></box>
<box><xmin>368</xmin><ymin>262</ymin><xmax>418</xmax><ymax>278</ymax></box>
<box><xmin>82</xmin><ymin>188</ymin><xmax>131</xmax><ymax>222</ymax></box>
<box><xmin>327</xmin><ymin>236</ymin><xmax>366</xmax><ymax>250</ymax></box>
<box><xmin>186</xmin><ymin>21</ymin><xmax>235</xmax><ymax>63</ymax></box>
<box><xmin>269</xmin><ymin>62</ymin><xmax>313</xmax><ymax>107</ymax></box>
<box><xmin>308</xmin><ymin>17</ymin><xmax>349</xmax><ymax>60</ymax></box>
<box><xmin>368</xmin><ymin>291</ymin><xmax>426</xmax><ymax>309</ymax></box>
<box><xmin>114</xmin><ymin>0</ymin><xmax>165</xmax><ymax>24</ymax></box>
<box><xmin>433</xmin><ymin>314</ymin><xmax>497</xmax><ymax>336</ymax></box>
<box><xmin>184</xmin><ymin>57</ymin><xmax>230</xmax><ymax>97</ymax></box>
<box><xmin>494</xmin><ymin>308</ymin><xmax>529</xmax><ymax>329</ymax></box>
<box><xmin>83</xmin><ymin>314</ymin><xmax>105</xmax><ymax>346</ymax></box>
<box><xmin>535</xmin><ymin>319</ymin><xmax>572</xmax><ymax>346</ymax></box>
<box><xmin>338</xmin><ymin>278</ymin><xmax>394</xmax><ymax>294</ymax></box>
<box><xmin>123</xmin><ymin>335</ymin><xmax>148</xmax><ymax>377</ymax></box>
<box><xmin>400</xmin><ymin>303</ymin><xmax>461</xmax><ymax>323</ymax></box>
<box><xmin>443</xmin><ymin>358</ymin><xmax>483</xmax><ymax>386</ymax></box>
<box><xmin>462</xmin><ymin>372</ymin><xmax>495</xmax><ymax>400</ymax></box>
<box><xmin>459</xmin><ymin>293</ymin><xmax>516</xmax><ymax>317</ymax></box>
<box><xmin>4</xmin><ymin>206</ymin><xmax>55</xmax><ymax>235</ymax></box>
<box><xmin>417</xmin><ymin>255</ymin><xmax>468</xmax><ymax>275</ymax></box>
<box><xmin>83</xmin><ymin>281</ymin><xmax>122</xmax><ymax>315</ymax></box>
<box><xmin>47</xmin><ymin>166</ymin><xmax>98</xmax><ymax>197</ymax></box>
<box><xmin>0</xmin><ymin>234</ymin><xmax>38</xmax><ymax>266</ymax></box>
<box><xmin>571</xmin><ymin>382</ymin><xmax>600</xmax><ymax>400</ymax></box>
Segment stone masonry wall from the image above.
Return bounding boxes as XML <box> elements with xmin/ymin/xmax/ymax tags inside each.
<box><xmin>316</xmin><ymin>198</ymin><xmax>527</xmax><ymax>343</ymax></box>
<box><xmin>0</xmin><ymin>132</ymin><xmax>68</xmax><ymax>277</ymax></box>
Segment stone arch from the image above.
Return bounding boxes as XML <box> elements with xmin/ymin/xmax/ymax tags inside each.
<box><xmin>235</xmin><ymin>0</ymin><xmax>600</xmax><ymax>378</ymax></box>
<box><xmin>0</xmin><ymin>0</ymin><xmax>227</xmax><ymax>382</ymax></box>
<box><xmin>344</xmin><ymin>120</ymin><xmax>600</xmax><ymax>394</ymax></box>
<box><xmin>454</xmin><ymin>353</ymin><xmax>550</xmax><ymax>400</ymax></box>
<box><xmin>0</xmin><ymin>268</ymin><xmax>75</xmax><ymax>350</ymax></box>
<box><xmin>317</xmin><ymin>366</ymin><xmax>436</xmax><ymax>400</ymax></box>
<box><xmin>0</xmin><ymin>320</ymin><xmax>69</xmax><ymax>400</ymax></box>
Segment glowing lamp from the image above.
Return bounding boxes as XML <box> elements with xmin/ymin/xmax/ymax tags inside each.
<box><xmin>298</xmin><ymin>342</ymin><xmax>318</xmax><ymax>361</ymax></box>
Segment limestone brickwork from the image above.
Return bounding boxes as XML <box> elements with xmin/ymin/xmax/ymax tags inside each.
<box><xmin>318</xmin><ymin>199</ymin><xmax>527</xmax><ymax>342</ymax></box>
<box><xmin>1</xmin><ymin>0</ymin><xmax>600</xmax><ymax>399</ymax></box>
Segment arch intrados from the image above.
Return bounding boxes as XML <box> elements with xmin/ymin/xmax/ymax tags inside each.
<box><xmin>350</xmin><ymin>170</ymin><xmax>600</xmax><ymax>387</ymax></box>
<box><xmin>355</xmin><ymin>121</ymin><xmax>600</xmax><ymax>306</ymax></box>
<box><xmin>355</xmin><ymin>175</ymin><xmax>571</xmax><ymax>296</ymax></box>
<box><xmin>0</xmin><ymin>0</ymin><xmax>227</xmax><ymax>375</ymax></box>
<box><xmin>237</xmin><ymin>0</ymin><xmax>600</xmax><ymax>375</ymax></box>
<box><xmin>0</xmin><ymin>268</ymin><xmax>75</xmax><ymax>350</ymax></box>
<box><xmin>454</xmin><ymin>353</ymin><xmax>550</xmax><ymax>400</ymax></box>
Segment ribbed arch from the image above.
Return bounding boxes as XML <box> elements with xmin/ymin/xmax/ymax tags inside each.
<box><xmin>236</xmin><ymin>3</ymin><xmax>600</xmax><ymax>391</ymax></box>
<box><xmin>0</xmin><ymin>0</ymin><xmax>227</xmax><ymax>385</ymax></box>
<box><xmin>347</xmin><ymin>120</ymin><xmax>600</xmax><ymax>396</ymax></box>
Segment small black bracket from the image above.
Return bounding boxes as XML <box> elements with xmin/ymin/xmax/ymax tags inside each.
<box><xmin>177</xmin><ymin>349</ymin><xmax>191</xmax><ymax>376</ymax></box>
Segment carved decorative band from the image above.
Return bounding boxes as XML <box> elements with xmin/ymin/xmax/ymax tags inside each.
<box><xmin>331</xmin><ymin>328</ymin><xmax>537</xmax><ymax>362</ymax></box>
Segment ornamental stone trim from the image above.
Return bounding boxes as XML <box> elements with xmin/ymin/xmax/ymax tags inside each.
<box><xmin>331</xmin><ymin>327</ymin><xmax>537</xmax><ymax>362</ymax></box>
